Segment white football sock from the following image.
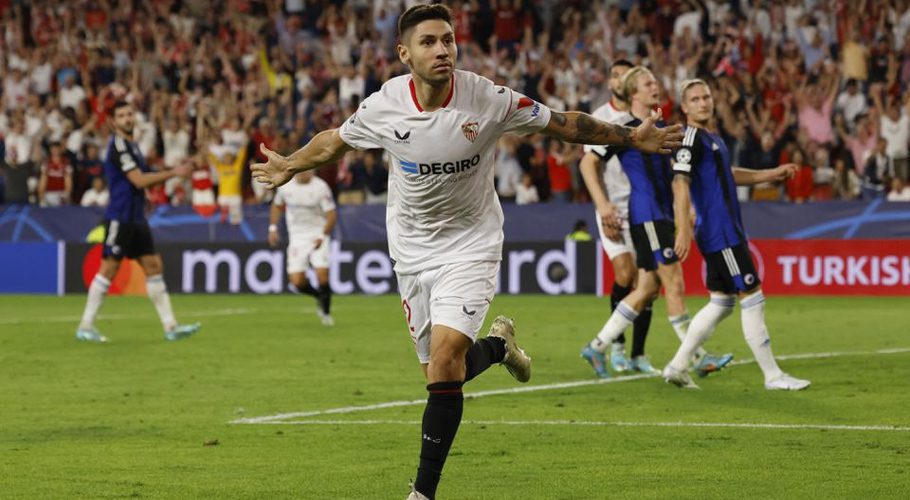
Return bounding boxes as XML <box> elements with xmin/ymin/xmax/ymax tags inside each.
<box><xmin>668</xmin><ymin>296</ymin><xmax>734</xmax><ymax>371</ymax></box>
<box><xmin>146</xmin><ymin>274</ymin><xmax>177</xmax><ymax>331</ymax></box>
<box><xmin>741</xmin><ymin>291</ymin><xmax>784</xmax><ymax>382</ymax></box>
<box><xmin>668</xmin><ymin>311</ymin><xmax>707</xmax><ymax>359</ymax></box>
<box><xmin>79</xmin><ymin>275</ymin><xmax>110</xmax><ymax>330</ymax></box>
<box><xmin>590</xmin><ymin>302</ymin><xmax>638</xmax><ymax>352</ymax></box>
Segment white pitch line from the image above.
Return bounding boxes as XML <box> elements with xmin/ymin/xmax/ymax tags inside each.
<box><xmin>0</xmin><ymin>307</ymin><xmax>257</xmax><ymax>325</ymax></box>
<box><xmin>250</xmin><ymin>419</ymin><xmax>910</xmax><ymax>432</ymax></box>
<box><xmin>231</xmin><ymin>347</ymin><xmax>910</xmax><ymax>425</ymax></box>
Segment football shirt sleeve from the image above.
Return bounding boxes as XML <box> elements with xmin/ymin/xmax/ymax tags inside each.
<box><xmin>673</xmin><ymin>127</ymin><xmax>701</xmax><ymax>178</ymax></box>
<box><xmin>500</xmin><ymin>88</ymin><xmax>552</xmax><ymax>136</ymax></box>
<box><xmin>319</xmin><ymin>184</ymin><xmax>337</xmax><ymax>212</ymax></box>
<box><xmin>338</xmin><ymin>95</ymin><xmax>384</xmax><ymax>150</ymax></box>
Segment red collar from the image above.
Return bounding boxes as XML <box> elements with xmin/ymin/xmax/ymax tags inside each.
<box><xmin>409</xmin><ymin>75</ymin><xmax>455</xmax><ymax>112</ymax></box>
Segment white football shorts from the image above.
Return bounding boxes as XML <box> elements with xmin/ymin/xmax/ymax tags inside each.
<box><xmin>595</xmin><ymin>208</ymin><xmax>634</xmax><ymax>260</ymax></box>
<box><xmin>286</xmin><ymin>236</ymin><xmax>331</xmax><ymax>274</ymax></box>
<box><xmin>397</xmin><ymin>260</ymin><xmax>499</xmax><ymax>364</ymax></box>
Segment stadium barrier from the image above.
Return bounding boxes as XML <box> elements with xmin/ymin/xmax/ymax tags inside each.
<box><xmin>62</xmin><ymin>241</ymin><xmax>599</xmax><ymax>296</ymax></box>
<box><xmin>4</xmin><ymin>238</ymin><xmax>905</xmax><ymax>296</ymax></box>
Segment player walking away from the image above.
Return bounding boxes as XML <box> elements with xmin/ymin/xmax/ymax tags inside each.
<box><xmin>580</xmin><ymin>67</ymin><xmax>732</xmax><ymax>379</ymax></box>
<box><xmin>269</xmin><ymin>170</ymin><xmax>337</xmax><ymax>326</ymax></box>
<box><xmin>250</xmin><ymin>6</ymin><xmax>682</xmax><ymax>499</ymax></box>
<box><xmin>579</xmin><ymin>59</ymin><xmax>658</xmax><ymax>374</ymax></box>
<box><xmin>662</xmin><ymin>79</ymin><xmax>811</xmax><ymax>391</ymax></box>
<box><xmin>76</xmin><ymin>101</ymin><xmax>200</xmax><ymax>343</ymax></box>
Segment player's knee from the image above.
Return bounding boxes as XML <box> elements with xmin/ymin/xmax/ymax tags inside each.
<box><xmin>614</xmin><ymin>266</ymin><xmax>636</xmax><ymax>287</ymax></box>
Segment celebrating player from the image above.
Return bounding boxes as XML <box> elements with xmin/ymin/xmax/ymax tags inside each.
<box><xmin>580</xmin><ymin>67</ymin><xmax>732</xmax><ymax>380</ymax></box>
<box><xmin>269</xmin><ymin>170</ymin><xmax>337</xmax><ymax>326</ymax></box>
<box><xmin>75</xmin><ymin>101</ymin><xmax>200</xmax><ymax>343</ymax></box>
<box><xmin>579</xmin><ymin>59</ymin><xmax>659</xmax><ymax>374</ymax></box>
<box><xmin>251</xmin><ymin>5</ymin><xmax>682</xmax><ymax>499</ymax></box>
<box><xmin>662</xmin><ymin>79</ymin><xmax>811</xmax><ymax>391</ymax></box>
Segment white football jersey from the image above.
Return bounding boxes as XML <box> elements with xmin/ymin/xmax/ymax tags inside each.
<box><xmin>273</xmin><ymin>176</ymin><xmax>336</xmax><ymax>242</ymax></box>
<box><xmin>583</xmin><ymin>101</ymin><xmax>632</xmax><ymax>216</ymax></box>
<box><xmin>339</xmin><ymin>70</ymin><xmax>551</xmax><ymax>274</ymax></box>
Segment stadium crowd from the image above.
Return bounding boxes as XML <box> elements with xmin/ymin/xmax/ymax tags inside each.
<box><xmin>3</xmin><ymin>0</ymin><xmax>910</xmax><ymax>217</ymax></box>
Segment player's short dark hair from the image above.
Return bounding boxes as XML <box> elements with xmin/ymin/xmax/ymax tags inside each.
<box><xmin>611</xmin><ymin>59</ymin><xmax>634</xmax><ymax>71</ymax></box>
<box><xmin>398</xmin><ymin>3</ymin><xmax>453</xmax><ymax>42</ymax></box>
<box><xmin>110</xmin><ymin>100</ymin><xmax>131</xmax><ymax>116</ymax></box>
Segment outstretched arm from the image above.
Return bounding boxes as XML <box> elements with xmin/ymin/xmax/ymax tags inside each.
<box><xmin>251</xmin><ymin>128</ymin><xmax>353</xmax><ymax>189</ymax></box>
<box><xmin>731</xmin><ymin>163</ymin><xmax>798</xmax><ymax>185</ymax></box>
<box><xmin>541</xmin><ymin>109</ymin><xmax>683</xmax><ymax>154</ymax></box>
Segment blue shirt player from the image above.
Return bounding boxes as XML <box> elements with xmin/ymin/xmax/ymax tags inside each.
<box><xmin>581</xmin><ymin>67</ymin><xmax>732</xmax><ymax>380</ymax></box>
<box><xmin>662</xmin><ymin>79</ymin><xmax>810</xmax><ymax>391</ymax></box>
<box><xmin>75</xmin><ymin>100</ymin><xmax>200</xmax><ymax>343</ymax></box>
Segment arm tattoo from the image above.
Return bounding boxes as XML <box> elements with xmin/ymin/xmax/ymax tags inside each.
<box><xmin>549</xmin><ymin>111</ymin><xmax>633</xmax><ymax>146</ymax></box>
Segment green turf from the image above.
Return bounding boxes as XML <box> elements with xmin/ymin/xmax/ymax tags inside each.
<box><xmin>1</xmin><ymin>294</ymin><xmax>908</xmax><ymax>499</ymax></box>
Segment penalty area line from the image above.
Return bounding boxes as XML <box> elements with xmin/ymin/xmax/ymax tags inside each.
<box><xmin>250</xmin><ymin>419</ymin><xmax>910</xmax><ymax>432</ymax></box>
<box><xmin>231</xmin><ymin>347</ymin><xmax>910</xmax><ymax>425</ymax></box>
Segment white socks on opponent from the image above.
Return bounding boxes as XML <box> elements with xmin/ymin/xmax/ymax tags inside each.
<box><xmin>668</xmin><ymin>295</ymin><xmax>734</xmax><ymax>371</ymax></box>
<box><xmin>741</xmin><ymin>291</ymin><xmax>784</xmax><ymax>382</ymax></box>
<box><xmin>590</xmin><ymin>302</ymin><xmax>638</xmax><ymax>352</ymax></box>
<box><xmin>79</xmin><ymin>273</ymin><xmax>177</xmax><ymax>333</ymax></box>
<box><xmin>146</xmin><ymin>274</ymin><xmax>177</xmax><ymax>332</ymax></box>
<box><xmin>79</xmin><ymin>275</ymin><xmax>110</xmax><ymax>330</ymax></box>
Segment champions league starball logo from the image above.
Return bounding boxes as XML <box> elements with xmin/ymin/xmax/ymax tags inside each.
<box><xmin>676</xmin><ymin>149</ymin><xmax>692</xmax><ymax>164</ymax></box>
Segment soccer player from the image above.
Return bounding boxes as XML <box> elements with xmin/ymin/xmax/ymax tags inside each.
<box><xmin>579</xmin><ymin>59</ymin><xmax>657</xmax><ymax>374</ymax></box>
<box><xmin>268</xmin><ymin>170</ymin><xmax>337</xmax><ymax>326</ymax></box>
<box><xmin>662</xmin><ymin>79</ymin><xmax>811</xmax><ymax>391</ymax></box>
<box><xmin>250</xmin><ymin>6</ymin><xmax>682</xmax><ymax>499</ymax></box>
<box><xmin>75</xmin><ymin>101</ymin><xmax>200</xmax><ymax>343</ymax></box>
<box><xmin>580</xmin><ymin>67</ymin><xmax>732</xmax><ymax>380</ymax></box>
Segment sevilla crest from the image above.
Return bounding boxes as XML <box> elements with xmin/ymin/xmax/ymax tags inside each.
<box><xmin>461</xmin><ymin>121</ymin><xmax>479</xmax><ymax>143</ymax></box>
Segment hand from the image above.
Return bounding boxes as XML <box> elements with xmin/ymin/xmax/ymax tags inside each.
<box><xmin>674</xmin><ymin>227</ymin><xmax>692</xmax><ymax>262</ymax></box>
<box><xmin>596</xmin><ymin>202</ymin><xmax>623</xmax><ymax>242</ymax></box>
<box><xmin>173</xmin><ymin>163</ymin><xmax>192</xmax><ymax>178</ymax></box>
<box><xmin>268</xmin><ymin>229</ymin><xmax>279</xmax><ymax>248</ymax></box>
<box><xmin>313</xmin><ymin>237</ymin><xmax>323</xmax><ymax>250</ymax></box>
<box><xmin>251</xmin><ymin>143</ymin><xmax>294</xmax><ymax>189</ymax></box>
<box><xmin>772</xmin><ymin>163</ymin><xmax>799</xmax><ymax>181</ymax></box>
<box><xmin>631</xmin><ymin>109</ymin><xmax>684</xmax><ymax>154</ymax></box>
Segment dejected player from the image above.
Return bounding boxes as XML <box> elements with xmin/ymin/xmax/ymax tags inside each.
<box><xmin>250</xmin><ymin>5</ymin><xmax>683</xmax><ymax>499</ymax></box>
<box><xmin>76</xmin><ymin>101</ymin><xmax>200</xmax><ymax>343</ymax></box>
<box><xmin>663</xmin><ymin>79</ymin><xmax>810</xmax><ymax>391</ymax></box>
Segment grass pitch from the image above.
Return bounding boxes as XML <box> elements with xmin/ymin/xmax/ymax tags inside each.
<box><xmin>1</xmin><ymin>294</ymin><xmax>908</xmax><ymax>499</ymax></box>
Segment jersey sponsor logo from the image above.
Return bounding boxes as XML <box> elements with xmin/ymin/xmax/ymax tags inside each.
<box><xmin>461</xmin><ymin>121</ymin><xmax>479</xmax><ymax>143</ymax></box>
<box><xmin>393</xmin><ymin>129</ymin><xmax>411</xmax><ymax>144</ymax></box>
<box><xmin>398</xmin><ymin>154</ymin><xmax>481</xmax><ymax>175</ymax></box>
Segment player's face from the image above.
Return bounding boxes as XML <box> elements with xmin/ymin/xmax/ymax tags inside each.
<box><xmin>608</xmin><ymin>65</ymin><xmax>630</xmax><ymax>99</ymax></box>
<box><xmin>633</xmin><ymin>72</ymin><xmax>659</xmax><ymax>108</ymax></box>
<box><xmin>399</xmin><ymin>20</ymin><xmax>457</xmax><ymax>85</ymax></box>
<box><xmin>113</xmin><ymin>106</ymin><xmax>135</xmax><ymax>135</ymax></box>
<box><xmin>682</xmin><ymin>84</ymin><xmax>714</xmax><ymax>123</ymax></box>
<box><xmin>296</xmin><ymin>170</ymin><xmax>314</xmax><ymax>183</ymax></box>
